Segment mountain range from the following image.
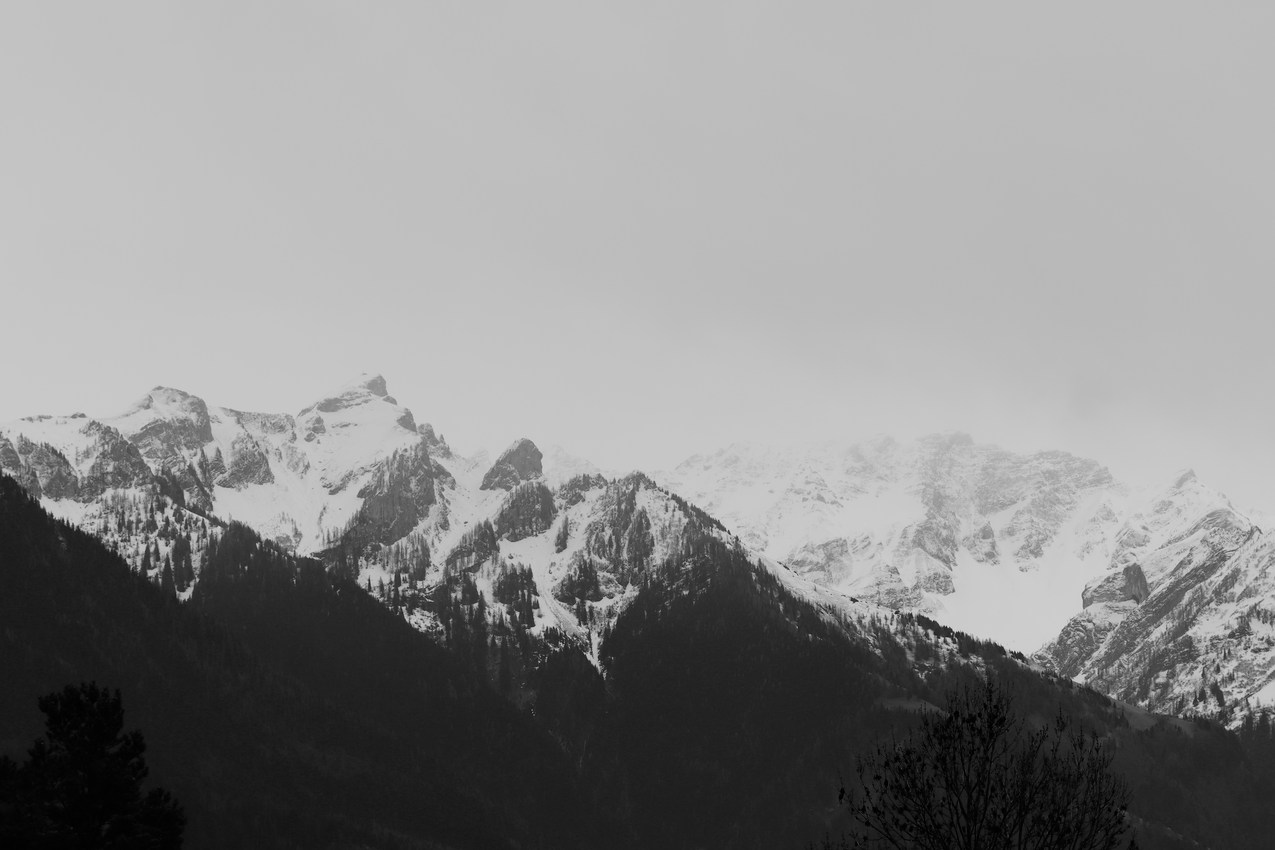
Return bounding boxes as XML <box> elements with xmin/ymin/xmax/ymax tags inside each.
<box><xmin>6</xmin><ymin>372</ymin><xmax>1275</xmax><ymax>847</ymax></box>
<box><xmin>660</xmin><ymin>436</ymin><xmax>1275</xmax><ymax>722</ymax></box>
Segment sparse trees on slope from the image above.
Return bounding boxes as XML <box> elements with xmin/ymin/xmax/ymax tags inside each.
<box><xmin>843</xmin><ymin>681</ymin><xmax>1130</xmax><ymax>850</ymax></box>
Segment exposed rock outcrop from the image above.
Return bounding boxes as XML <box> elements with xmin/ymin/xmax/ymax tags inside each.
<box><xmin>350</xmin><ymin>441</ymin><xmax>437</xmax><ymax>546</ymax></box>
<box><xmin>126</xmin><ymin>387</ymin><xmax>214</xmax><ymax>459</ymax></box>
<box><xmin>15</xmin><ymin>436</ymin><xmax>79</xmax><ymax>500</ymax></box>
<box><xmin>78</xmin><ymin>422</ymin><xmax>153</xmax><ymax>496</ymax></box>
<box><xmin>219</xmin><ymin>433</ymin><xmax>275</xmax><ymax>488</ymax></box>
<box><xmin>480</xmin><ymin>438</ymin><xmax>543</xmax><ymax>491</ymax></box>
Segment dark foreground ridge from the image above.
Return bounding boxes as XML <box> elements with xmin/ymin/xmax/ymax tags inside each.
<box><xmin>0</xmin><ymin>474</ymin><xmax>596</xmax><ymax>849</ymax></box>
<box><xmin>5</xmin><ymin>471</ymin><xmax>1275</xmax><ymax>848</ymax></box>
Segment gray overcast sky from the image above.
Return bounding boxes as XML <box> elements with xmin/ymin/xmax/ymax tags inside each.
<box><xmin>2</xmin><ymin>4</ymin><xmax>1273</xmax><ymax>509</ymax></box>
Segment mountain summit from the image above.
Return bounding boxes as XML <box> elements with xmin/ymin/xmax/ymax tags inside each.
<box><xmin>0</xmin><ymin>375</ymin><xmax>429</xmax><ymax>551</ymax></box>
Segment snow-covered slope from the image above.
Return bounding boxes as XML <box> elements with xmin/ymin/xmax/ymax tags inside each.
<box><xmin>1037</xmin><ymin>471</ymin><xmax>1275</xmax><ymax>720</ymax></box>
<box><xmin>660</xmin><ymin>434</ymin><xmax>1275</xmax><ymax>724</ymax></box>
<box><xmin>0</xmin><ymin>374</ymin><xmax>432</xmax><ymax>552</ymax></box>
<box><xmin>659</xmin><ymin>433</ymin><xmax>1127</xmax><ymax>650</ymax></box>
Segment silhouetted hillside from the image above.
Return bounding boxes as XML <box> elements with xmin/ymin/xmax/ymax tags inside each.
<box><xmin>0</xmin><ymin>475</ymin><xmax>596</xmax><ymax>849</ymax></box>
<box><xmin>7</xmin><ymin>470</ymin><xmax>1275</xmax><ymax>848</ymax></box>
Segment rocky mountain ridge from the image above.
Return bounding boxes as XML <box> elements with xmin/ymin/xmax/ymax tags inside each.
<box><xmin>0</xmin><ymin>375</ymin><xmax>737</xmax><ymax>653</ymax></box>
<box><xmin>0</xmin><ymin>375</ymin><xmax>449</xmax><ymax>553</ymax></box>
<box><xmin>6</xmin><ymin>377</ymin><xmax>1275</xmax><ymax>728</ymax></box>
<box><xmin>660</xmin><ymin>435</ymin><xmax>1275</xmax><ymax>724</ymax></box>
<box><xmin>660</xmin><ymin>434</ymin><xmax>1123</xmax><ymax>642</ymax></box>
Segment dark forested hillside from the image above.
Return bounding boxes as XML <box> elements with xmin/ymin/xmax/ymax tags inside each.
<box><xmin>0</xmin><ymin>475</ymin><xmax>596</xmax><ymax>850</ymax></box>
<box><xmin>7</xmin><ymin>469</ymin><xmax>1275</xmax><ymax>849</ymax></box>
<box><xmin>570</xmin><ymin>549</ymin><xmax>1275</xmax><ymax>850</ymax></box>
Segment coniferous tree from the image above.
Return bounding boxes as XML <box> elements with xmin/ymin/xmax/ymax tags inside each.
<box><xmin>498</xmin><ymin>641</ymin><xmax>513</xmax><ymax>695</ymax></box>
<box><xmin>555</xmin><ymin>514</ymin><xmax>571</xmax><ymax>553</ymax></box>
<box><xmin>160</xmin><ymin>555</ymin><xmax>176</xmax><ymax>599</ymax></box>
<box><xmin>0</xmin><ymin>683</ymin><xmax>184</xmax><ymax>848</ymax></box>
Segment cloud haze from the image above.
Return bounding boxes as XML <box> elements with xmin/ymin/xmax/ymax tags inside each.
<box><xmin>2</xmin><ymin>3</ymin><xmax>1272</xmax><ymax>509</ymax></box>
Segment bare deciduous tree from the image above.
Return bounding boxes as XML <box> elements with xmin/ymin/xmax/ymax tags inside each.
<box><xmin>842</xmin><ymin>681</ymin><xmax>1132</xmax><ymax>850</ymax></box>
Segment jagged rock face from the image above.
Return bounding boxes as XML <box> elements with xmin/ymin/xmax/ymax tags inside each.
<box><xmin>1083</xmin><ymin>563</ymin><xmax>1150</xmax><ymax>607</ymax></box>
<box><xmin>0</xmin><ymin>435</ymin><xmax>41</xmax><ymax>497</ymax></box>
<box><xmin>204</xmin><ymin>448</ymin><xmax>228</xmax><ymax>482</ymax></box>
<box><xmin>1078</xmin><ymin>546</ymin><xmax>1241</xmax><ymax>708</ymax></box>
<box><xmin>962</xmin><ymin>522</ymin><xmax>999</xmax><ymax>564</ymax></box>
<box><xmin>418</xmin><ymin>422</ymin><xmax>451</xmax><ymax>458</ymax></box>
<box><xmin>906</xmin><ymin>550</ymin><xmax>956</xmax><ymax>594</ymax></box>
<box><xmin>2</xmin><ymin>374</ymin><xmax>430</xmax><ymax>553</ymax></box>
<box><xmin>301</xmin><ymin>413</ymin><xmax>326</xmax><ymax>442</ymax></box>
<box><xmin>1043</xmin><ymin>601</ymin><xmax>1137</xmax><ymax>679</ymax></box>
<box><xmin>308</xmin><ymin>373</ymin><xmax>390</xmax><ymax>414</ymax></box>
<box><xmin>218</xmin><ymin>433</ymin><xmax>275</xmax><ymax>488</ymax></box>
<box><xmin>909</xmin><ymin>435</ymin><xmax>965</xmax><ymax>569</ymax></box>
<box><xmin>908</xmin><ymin>511</ymin><xmax>959</xmax><ymax>570</ymax></box>
<box><xmin>480</xmin><ymin>438</ymin><xmax>543</xmax><ymax>491</ymax></box>
<box><xmin>1037</xmin><ymin>475</ymin><xmax>1275</xmax><ymax>721</ymax></box>
<box><xmin>0</xmin><ymin>418</ymin><xmax>158</xmax><ymax>502</ymax></box>
<box><xmin>234</xmin><ymin>410</ymin><xmax>293</xmax><ymax>437</ymax></box>
<box><xmin>787</xmin><ymin>537</ymin><xmax>855</xmax><ymax>583</ymax></box>
<box><xmin>124</xmin><ymin>387</ymin><xmax>214</xmax><ymax>460</ymax></box>
<box><xmin>430</xmin><ymin>459</ymin><xmax>455</xmax><ymax>489</ymax></box>
<box><xmin>494</xmin><ymin>482</ymin><xmax>556</xmax><ymax>542</ymax></box>
<box><xmin>351</xmin><ymin>441</ymin><xmax>437</xmax><ymax>546</ymax></box>
<box><xmin>78</xmin><ymin>422</ymin><xmax>153</xmax><ymax>496</ymax></box>
<box><xmin>14</xmin><ymin>435</ymin><xmax>79</xmax><ymax>500</ymax></box>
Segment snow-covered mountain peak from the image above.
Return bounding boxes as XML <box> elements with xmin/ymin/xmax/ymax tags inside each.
<box><xmin>1035</xmin><ymin>462</ymin><xmax>1275</xmax><ymax>723</ymax></box>
<box><xmin>418</xmin><ymin>422</ymin><xmax>451</xmax><ymax>457</ymax></box>
<box><xmin>0</xmin><ymin>376</ymin><xmax>444</xmax><ymax>553</ymax></box>
<box><xmin>661</xmin><ymin>434</ymin><xmax>1133</xmax><ymax>648</ymax></box>
<box><xmin>299</xmin><ymin>372</ymin><xmax>403</xmax><ymax>417</ymax></box>
<box><xmin>114</xmin><ymin>386</ymin><xmax>215</xmax><ymax>452</ymax></box>
<box><xmin>127</xmin><ymin>385</ymin><xmax>208</xmax><ymax>412</ymax></box>
<box><xmin>1108</xmin><ymin>469</ymin><xmax>1243</xmax><ymax>568</ymax></box>
<box><xmin>295</xmin><ymin>374</ymin><xmax>420</xmax><ymax>458</ymax></box>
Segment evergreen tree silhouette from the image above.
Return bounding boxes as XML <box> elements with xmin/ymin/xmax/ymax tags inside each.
<box><xmin>0</xmin><ymin>683</ymin><xmax>184</xmax><ymax>848</ymax></box>
<box><xmin>160</xmin><ymin>555</ymin><xmax>176</xmax><ymax>599</ymax></box>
